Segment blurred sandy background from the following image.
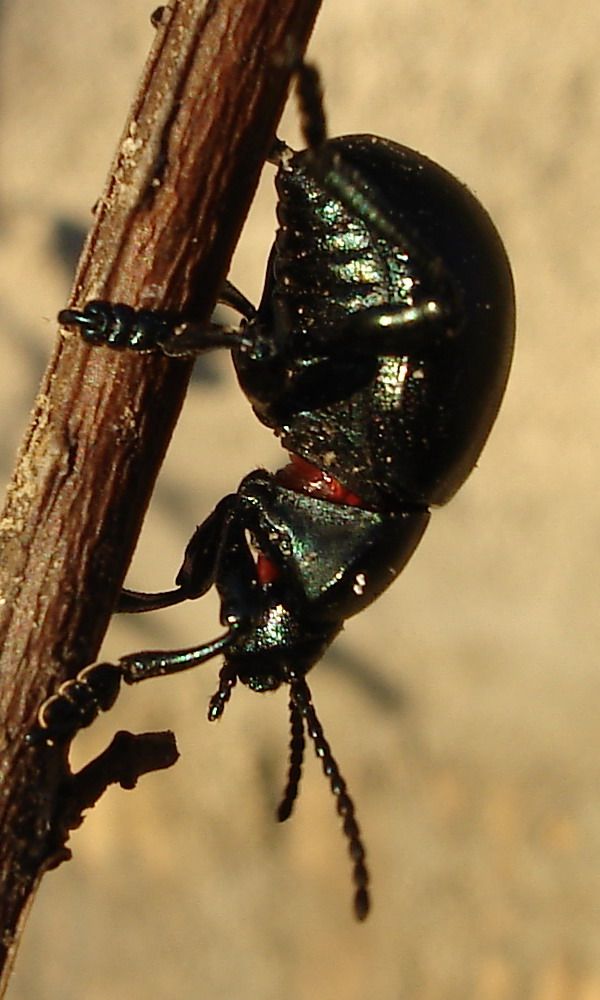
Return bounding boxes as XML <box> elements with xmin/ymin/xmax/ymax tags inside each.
<box><xmin>1</xmin><ymin>1</ymin><xmax>599</xmax><ymax>998</ymax></box>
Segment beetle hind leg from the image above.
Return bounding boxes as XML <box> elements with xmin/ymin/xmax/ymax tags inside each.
<box><xmin>294</xmin><ymin>61</ymin><xmax>327</xmax><ymax>151</ymax></box>
<box><xmin>267</xmin><ymin>60</ymin><xmax>327</xmax><ymax>167</ymax></box>
<box><xmin>119</xmin><ymin>629</ymin><xmax>237</xmax><ymax>685</ymax></box>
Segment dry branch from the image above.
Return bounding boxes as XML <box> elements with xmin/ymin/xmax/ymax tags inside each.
<box><xmin>0</xmin><ymin>0</ymin><xmax>322</xmax><ymax>988</ymax></box>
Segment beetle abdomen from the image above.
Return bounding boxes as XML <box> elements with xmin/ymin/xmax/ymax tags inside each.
<box><xmin>247</xmin><ymin>136</ymin><xmax>514</xmax><ymax>509</ymax></box>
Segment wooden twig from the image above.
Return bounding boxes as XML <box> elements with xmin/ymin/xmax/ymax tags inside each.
<box><xmin>0</xmin><ymin>0</ymin><xmax>322</xmax><ymax>987</ymax></box>
<box><xmin>64</xmin><ymin>730</ymin><xmax>180</xmax><ymax>825</ymax></box>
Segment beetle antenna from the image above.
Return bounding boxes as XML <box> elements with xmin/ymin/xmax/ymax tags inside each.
<box><xmin>207</xmin><ymin>662</ymin><xmax>238</xmax><ymax>721</ymax></box>
<box><xmin>289</xmin><ymin>675</ymin><xmax>370</xmax><ymax>920</ymax></box>
<box><xmin>294</xmin><ymin>61</ymin><xmax>328</xmax><ymax>150</ymax></box>
<box><xmin>277</xmin><ymin>695</ymin><xmax>306</xmax><ymax>822</ymax></box>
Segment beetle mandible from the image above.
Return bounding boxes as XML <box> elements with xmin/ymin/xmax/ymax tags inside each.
<box><xmin>37</xmin><ymin>62</ymin><xmax>515</xmax><ymax>920</ymax></box>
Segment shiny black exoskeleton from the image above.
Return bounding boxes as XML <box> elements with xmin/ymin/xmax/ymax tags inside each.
<box><xmin>38</xmin><ymin>64</ymin><xmax>515</xmax><ymax>920</ymax></box>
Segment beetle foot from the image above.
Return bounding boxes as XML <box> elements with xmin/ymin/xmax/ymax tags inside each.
<box><xmin>31</xmin><ymin>662</ymin><xmax>123</xmax><ymax>746</ymax></box>
<box><xmin>58</xmin><ymin>300</ymin><xmax>176</xmax><ymax>352</ymax></box>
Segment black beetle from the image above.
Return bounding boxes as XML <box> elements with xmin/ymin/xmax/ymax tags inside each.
<box><xmin>38</xmin><ymin>62</ymin><xmax>515</xmax><ymax>920</ymax></box>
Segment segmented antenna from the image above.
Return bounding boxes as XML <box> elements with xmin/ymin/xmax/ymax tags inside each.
<box><xmin>277</xmin><ymin>696</ymin><xmax>306</xmax><ymax>822</ymax></box>
<box><xmin>288</xmin><ymin>674</ymin><xmax>371</xmax><ymax>921</ymax></box>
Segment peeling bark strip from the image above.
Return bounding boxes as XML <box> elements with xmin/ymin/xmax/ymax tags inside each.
<box><xmin>0</xmin><ymin>0</ymin><xmax>322</xmax><ymax>989</ymax></box>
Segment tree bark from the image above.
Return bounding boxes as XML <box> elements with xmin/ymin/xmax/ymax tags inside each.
<box><xmin>0</xmin><ymin>0</ymin><xmax>322</xmax><ymax>989</ymax></box>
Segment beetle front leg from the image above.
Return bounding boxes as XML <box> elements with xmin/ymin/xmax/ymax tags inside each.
<box><xmin>32</xmin><ymin>496</ymin><xmax>264</xmax><ymax>745</ymax></box>
<box><xmin>115</xmin><ymin>494</ymin><xmax>240</xmax><ymax>614</ymax></box>
<box><xmin>119</xmin><ymin>510</ymin><xmax>262</xmax><ymax>686</ymax></box>
<box><xmin>33</xmin><ymin>661</ymin><xmax>125</xmax><ymax>745</ymax></box>
<box><xmin>31</xmin><ymin>630</ymin><xmax>239</xmax><ymax>747</ymax></box>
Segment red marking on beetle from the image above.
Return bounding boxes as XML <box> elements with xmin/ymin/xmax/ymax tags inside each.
<box><xmin>256</xmin><ymin>553</ymin><xmax>281</xmax><ymax>586</ymax></box>
<box><xmin>276</xmin><ymin>453</ymin><xmax>363</xmax><ymax>506</ymax></box>
<box><xmin>255</xmin><ymin>454</ymin><xmax>363</xmax><ymax>588</ymax></box>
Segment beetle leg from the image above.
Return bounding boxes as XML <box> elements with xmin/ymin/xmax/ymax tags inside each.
<box><xmin>218</xmin><ymin>280</ymin><xmax>257</xmax><ymax>321</ymax></box>
<box><xmin>32</xmin><ymin>629</ymin><xmax>240</xmax><ymax>747</ymax></box>
<box><xmin>157</xmin><ymin>322</ymin><xmax>253</xmax><ymax>357</ymax></box>
<box><xmin>116</xmin><ymin>587</ymin><xmax>188</xmax><ymax>613</ymax></box>
<box><xmin>118</xmin><ymin>630</ymin><xmax>238</xmax><ymax>685</ymax></box>
<box><xmin>34</xmin><ymin>512</ymin><xmax>257</xmax><ymax>743</ymax></box>
<box><xmin>294</xmin><ymin>61</ymin><xmax>327</xmax><ymax>150</ymax></box>
<box><xmin>58</xmin><ymin>284</ymin><xmax>257</xmax><ymax>357</ymax></box>
<box><xmin>117</xmin><ymin>504</ymin><xmax>262</xmax><ymax>686</ymax></box>
<box><xmin>114</xmin><ymin>494</ymin><xmax>241</xmax><ymax>614</ymax></box>
<box><xmin>268</xmin><ymin>61</ymin><xmax>327</xmax><ymax>161</ymax></box>
<box><xmin>33</xmin><ymin>496</ymin><xmax>257</xmax><ymax>743</ymax></box>
<box><xmin>58</xmin><ymin>301</ymin><xmax>186</xmax><ymax>351</ymax></box>
<box><xmin>169</xmin><ymin>503</ymin><xmax>229</xmax><ymax>599</ymax></box>
<box><xmin>311</xmin><ymin>300</ymin><xmax>453</xmax><ymax>357</ymax></box>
